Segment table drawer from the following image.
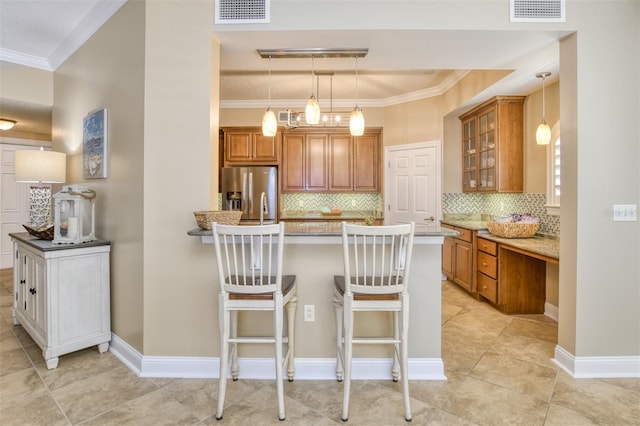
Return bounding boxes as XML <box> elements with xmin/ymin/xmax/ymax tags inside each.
<box><xmin>477</xmin><ymin>251</ymin><xmax>497</xmax><ymax>278</ymax></box>
<box><xmin>477</xmin><ymin>238</ymin><xmax>497</xmax><ymax>255</ymax></box>
<box><xmin>455</xmin><ymin>227</ymin><xmax>472</xmax><ymax>243</ymax></box>
<box><xmin>477</xmin><ymin>272</ymin><xmax>497</xmax><ymax>303</ymax></box>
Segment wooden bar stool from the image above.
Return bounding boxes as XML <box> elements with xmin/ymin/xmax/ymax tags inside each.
<box><xmin>333</xmin><ymin>221</ymin><xmax>415</xmax><ymax>422</ymax></box>
<box><xmin>212</xmin><ymin>222</ymin><xmax>297</xmax><ymax>421</ymax></box>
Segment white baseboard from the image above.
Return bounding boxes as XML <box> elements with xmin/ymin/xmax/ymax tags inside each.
<box><xmin>544</xmin><ymin>302</ymin><xmax>558</xmax><ymax>321</ymax></box>
<box><xmin>552</xmin><ymin>345</ymin><xmax>640</xmax><ymax>378</ymax></box>
<box><xmin>109</xmin><ymin>333</ymin><xmax>446</xmax><ymax>380</ymax></box>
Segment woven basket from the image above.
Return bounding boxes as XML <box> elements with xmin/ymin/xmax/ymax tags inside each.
<box><xmin>23</xmin><ymin>223</ymin><xmax>55</xmax><ymax>240</ymax></box>
<box><xmin>194</xmin><ymin>211</ymin><xmax>242</xmax><ymax>230</ymax></box>
<box><xmin>486</xmin><ymin>221</ymin><xmax>539</xmax><ymax>238</ymax></box>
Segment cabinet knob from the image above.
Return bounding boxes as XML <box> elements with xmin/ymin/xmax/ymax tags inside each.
<box><xmin>483</xmin><ymin>286</ymin><xmax>488</xmax><ymax>290</ymax></box>
<box><xmin>20</xmin><ymin>279</ymin><xmax>25</xmax><ymax>284</ymax></box>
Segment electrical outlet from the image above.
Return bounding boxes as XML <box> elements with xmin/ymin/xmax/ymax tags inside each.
<box><xmin>304</xmin><ymin>305</ymin><xmax>315</xmax><ymax>322</ymax></box>
<box><xmin>613</xmin><ymin>204</ymin><xmax>638</xmax><ymax>222</ymax></box>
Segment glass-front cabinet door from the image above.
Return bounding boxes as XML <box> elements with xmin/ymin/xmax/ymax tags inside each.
<box><xmin>478</xmin><ymin>107</ymin><xmax>496</xmax><ymax>191</ymax></box>
<box><xmin>462</xmin><ymin>117</ymin><xmax>477</xmax><ymax>192</ymax></box>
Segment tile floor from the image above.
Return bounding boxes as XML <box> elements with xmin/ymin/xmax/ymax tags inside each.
<box><xmin>1</xmin><ymin>267</ymin><xmax>638</xmax><ymax>425</ymax></box>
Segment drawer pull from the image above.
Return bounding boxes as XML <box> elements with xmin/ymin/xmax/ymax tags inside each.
<box><xmin>483</xmin><ymin>245</ymin><xmax>487</xmax><ymax>249</ymax></box>
<box><xmin>483</xmin><ymin>286</ymin><xmax>488</xmax><ymax>290</ymax></box>
<box><xmin>482</xmin><ymin>262</ymin><xmax>488</xmax><ymax>266</ymax></box>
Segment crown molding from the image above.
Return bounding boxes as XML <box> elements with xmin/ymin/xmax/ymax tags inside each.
<box><xmin>0</xmin><ymin>48</ymin><xmax>52</xmax><ymax>71</ymax></box>
<box><xmin>220</xmin><ymin>70</ymin><xmax>470</xmax><ymax>109</ymax></box>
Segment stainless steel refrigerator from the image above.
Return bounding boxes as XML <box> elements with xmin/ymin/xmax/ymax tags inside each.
<box><xmin>221</xmin><ymin>166</ymin><xmax>277</xmax><ymax>224</ymax></box>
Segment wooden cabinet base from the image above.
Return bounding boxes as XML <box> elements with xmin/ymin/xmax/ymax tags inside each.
<box><xmin>497</xmin><ymin>247</ymin><xmax>545</xmax><ymax>314</ymax></box>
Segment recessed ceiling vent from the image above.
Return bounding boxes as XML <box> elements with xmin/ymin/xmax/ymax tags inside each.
<box><xmin>216</xmin><ymin>0</ymin><xmax>270</xmax><ymax>24</ymax></box>
<box><xmin>510</xmin><ymin>0</ymin><xmax>565</xmax><ymax>22</ymax></box>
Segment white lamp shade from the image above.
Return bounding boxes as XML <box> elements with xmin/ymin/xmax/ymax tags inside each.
<box><xmin>262</xmin><ymin>108</ymin><xmax>278</xmax><ymax>136</ymax></box>
<box><xmin>349</xmin><ymin>107</ymin><xmax>365</xmax><ymax>136</ymax></box>
<box><xmin>536</xmin><ymin>121</ymin><xmax>551</xmax><ymax>145</ymax></box>
<box><xmin>15</xmin><ymin>149</ymin><xmax>66</xmax><ymax>183</ymax></box>
<box><xmin>305</xmin><ymin>95</ymin><xmax>320</xmax><ymax>125</ymax></box>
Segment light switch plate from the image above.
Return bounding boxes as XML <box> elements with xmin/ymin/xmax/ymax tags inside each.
<box><xmin>613</xmin><ymin>204</ymin><xmax>638</xmax><ymax>222</ymax></box>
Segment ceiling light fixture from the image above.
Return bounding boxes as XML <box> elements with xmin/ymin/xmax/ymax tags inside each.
<box><xmin>0</xmin><ymin>118</ymin><xmax>17</xmax><ymax>130</ymax></box>
<box><xmin>305</xmin><ymin>56</ymin><xmax>320</xmax><ymax>125</ymax></box>
<box><xmin>349</xmin><ymin>56</ymin><xmax>365</xmax><ymax>136</ymax></box>
<box><xmin>262</xmin><ymin>56</ymin><xmax>277</xmax><ymax>136</ymax></box>
<box><xmin>535</xmin><ymin>71</ymin><xmax>551</xmax><ymax>145</ymax></box>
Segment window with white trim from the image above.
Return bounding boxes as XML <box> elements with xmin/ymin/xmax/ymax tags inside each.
<box><xmin>546</xmin><ymin>121</ymin><xmax>560</xmax><ymax>216</ymax></box>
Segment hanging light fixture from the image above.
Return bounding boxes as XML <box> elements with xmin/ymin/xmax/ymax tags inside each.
<box><xmin>349</xmin><ymin>56</ymin><xmax>365</xmax><ymax>136</ymax></box>
<box><xmin>305</xmin><ymin>56</ymin><xmax>320</xmax><ymax>125</ymax></box>
<box><xmin>261</xmin><ymin>56</ymin><xmax>277</xmax><ymax>137</ymax></box>
<box><xmin>535</xmin><ymin>71</ymin><xmax>551</xmax><ymax>145</ymax></box>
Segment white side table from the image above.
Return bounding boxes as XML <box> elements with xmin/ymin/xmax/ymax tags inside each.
<box><xmin>11</xmin><ymin>232</ymin><xmax>111</xmax><ymax>369</ymax></box>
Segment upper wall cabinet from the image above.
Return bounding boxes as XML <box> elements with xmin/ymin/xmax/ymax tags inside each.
<box><xmin>222</xmin><ymin>127</ymin><xmax>280</xmax><ymax>165</ymax></box>
<box><xmin>459</xmin><ymin>96</ymin><xmax>525</xmax><ymax>193</ymax></box>
<box><xmin>281</xmin><ymin>128</ymin><xmax>381</xmax><ymax>193</ymax></box>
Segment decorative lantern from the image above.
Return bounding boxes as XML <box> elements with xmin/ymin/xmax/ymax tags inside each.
<box><xmin>53</xmin><ymin>185</ymin><xmax>97</xmax><ymax>244</ymax></box>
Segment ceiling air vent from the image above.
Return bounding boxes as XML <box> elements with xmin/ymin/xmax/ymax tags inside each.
<box><xmin>510</xmin><ymin>0</ymin><xmax>565</xmax><ymax>22</ymax></box>
<box><xmin>216</xmin><ymin>0</ymin><xmax>270</xmax><ymax>24</ymax></box>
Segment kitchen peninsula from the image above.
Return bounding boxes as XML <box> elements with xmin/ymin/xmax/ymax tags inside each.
<box><xmin>188</xmin><ymin>222</ymin><xmax>457</xmax><ymax>380</ymax></box>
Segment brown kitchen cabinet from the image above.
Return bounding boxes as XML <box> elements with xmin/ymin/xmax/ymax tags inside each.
<box><xmin>441</xmin><ymin>224</ymin><xmax>475</xmax><ymax>294</ymax></box>
<box><xmin>281</xmin><ymin>131</ymin><xmax>329</xmax><ymax>192</ymax></box>
<box><xmin>476</xmin><ymin>237</ymin><xmax>498</xmax><ymax>303</ymax></box>
<box><xmin>353</xmin><ymin>131</ymin><xmax>381</xmax><ymax>192</ymax></box>
<box><xmin>281</xmin><ymin>128</ymin><xmax>381</xmax><ymax>193</ymax></box>
<box><xmin>476</xmin><ymin>236</ymin><xmax>551</xmax><ymax>314</ymax></box>
<box><xmin>222</xmin><ymin>127</ymin><xmax>280</xmax><ymax>165</ymax></box>
<box><xmin>459</xmin><ymin>96</ymin><xmax>525</xmax><ymax>193</ymax></box>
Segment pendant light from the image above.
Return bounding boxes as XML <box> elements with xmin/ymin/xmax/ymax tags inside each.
<box><xmin>349</xmin><ymin>56</ymin><xmax>365</xmax><ymax>136</ymax></box>
<box><xmin>261</xmin><ymin>56</ymin><xmax>277</xmax><ymax>137</ymax></box>
<box><xmin>535</xmin><ymin>72</ymin><xmax>551</xmax><ymax>145</ymax></box>
<box><xmin>305</xmin><ymin>56</ymin><xmax>320</xmax><ymax>125</ymax></box>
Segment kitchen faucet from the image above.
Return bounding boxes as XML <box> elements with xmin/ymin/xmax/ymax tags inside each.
<box><xmin>260</xmin><ymin>191</ymin><xmax>268</xmax><ymax>225</ymax></box>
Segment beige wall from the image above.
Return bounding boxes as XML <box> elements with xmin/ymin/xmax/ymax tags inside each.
<box><xmin>142</xmin><ymin>0</ymin><xmax>215</xmax><ymax>356</ymax></box>
<box><xmin>0</xmin><ymin>62</ymin><xmax>53</xmax><ymax>105</ymax></box>
<box><xmin>53</xmin><ymin>0</ymin><xmax>146</xmax><ymax>351</ymax></box>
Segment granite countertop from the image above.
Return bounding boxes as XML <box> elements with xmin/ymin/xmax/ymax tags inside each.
<box><xmin>187</xmin><ymin>222</ymin><xmax>458</xmax><ymax>238</ymax></box>
<box><xmin>279</xmin><ymin>210</ymin><xmax>382</xmax><ymax>221</ymax></box>
<box><xmin>477</xmin><ymin>232</ymin><xmax>559</xmax><ymax>261</ymax></box>
<box><xmin>440</xmin><ymin>214</ymin><xmax>559</xmax><ymax>261</ymax></box>
<box><xmin>440</xmin><ymin>213</ymin><xmax>489</xmax><ymax>230</ymax></box>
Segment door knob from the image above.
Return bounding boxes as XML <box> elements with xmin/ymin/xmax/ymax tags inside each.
<box><xmin>424</xmin><ymin>216</ymin><xmax>435</xmax><ymax>222</ymax></box>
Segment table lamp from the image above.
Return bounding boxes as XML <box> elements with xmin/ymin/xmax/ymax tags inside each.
<box><xmin>15</xmin><ymin>147</ymin><xmax>67</xmax><ymax>228</ymax></box>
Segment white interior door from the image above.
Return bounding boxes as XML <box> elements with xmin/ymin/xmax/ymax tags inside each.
<box><xmin>0</xmin><ymin>144</ymin><xmax>43</xmax><ymax>269</ymax></box>
<box><xmin>384</xmin><ymin>141</ymin><xmax>441</xmax><ymax>227</ymax></box>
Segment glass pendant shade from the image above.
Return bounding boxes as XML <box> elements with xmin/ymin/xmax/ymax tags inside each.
<box><xmin>305</xmin><ymin>95</ymin><xmax>320</xmax><ymax>125</ymax></box>
<box><xmin>536</xmin><ymin>120</ymin><xmax>551</xmax><ymax>145</ymax></box>
<box><xmin>262</xmin><ymin>108</ymin><xmax>277</xmax><ymax>136</ymax></box>
<box><xmin>349</xmin><ymin>107</ymin><xmax>365</xmax><ymax>136</ymax></box>
<box><xmin>535</xmin><ymin>71</ymin><xmax>551</xmax><ymax>145</ymax></box>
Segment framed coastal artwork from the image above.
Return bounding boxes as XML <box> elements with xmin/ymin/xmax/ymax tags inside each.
<box><xmin>83</xmin><ymin>107</ymin><xmax>108</xmax><ymax>179</ymax></box>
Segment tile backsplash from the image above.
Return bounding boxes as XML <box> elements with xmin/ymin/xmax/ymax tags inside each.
<box><xmin>282</xmin><ymin>193</ymin><xmax>382</xmax><ymax>212</ymax></box>
<box><xmin>443</xmin><ymin>193</ymin><xmax>560</xmax><ymax>236</ymax></box>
